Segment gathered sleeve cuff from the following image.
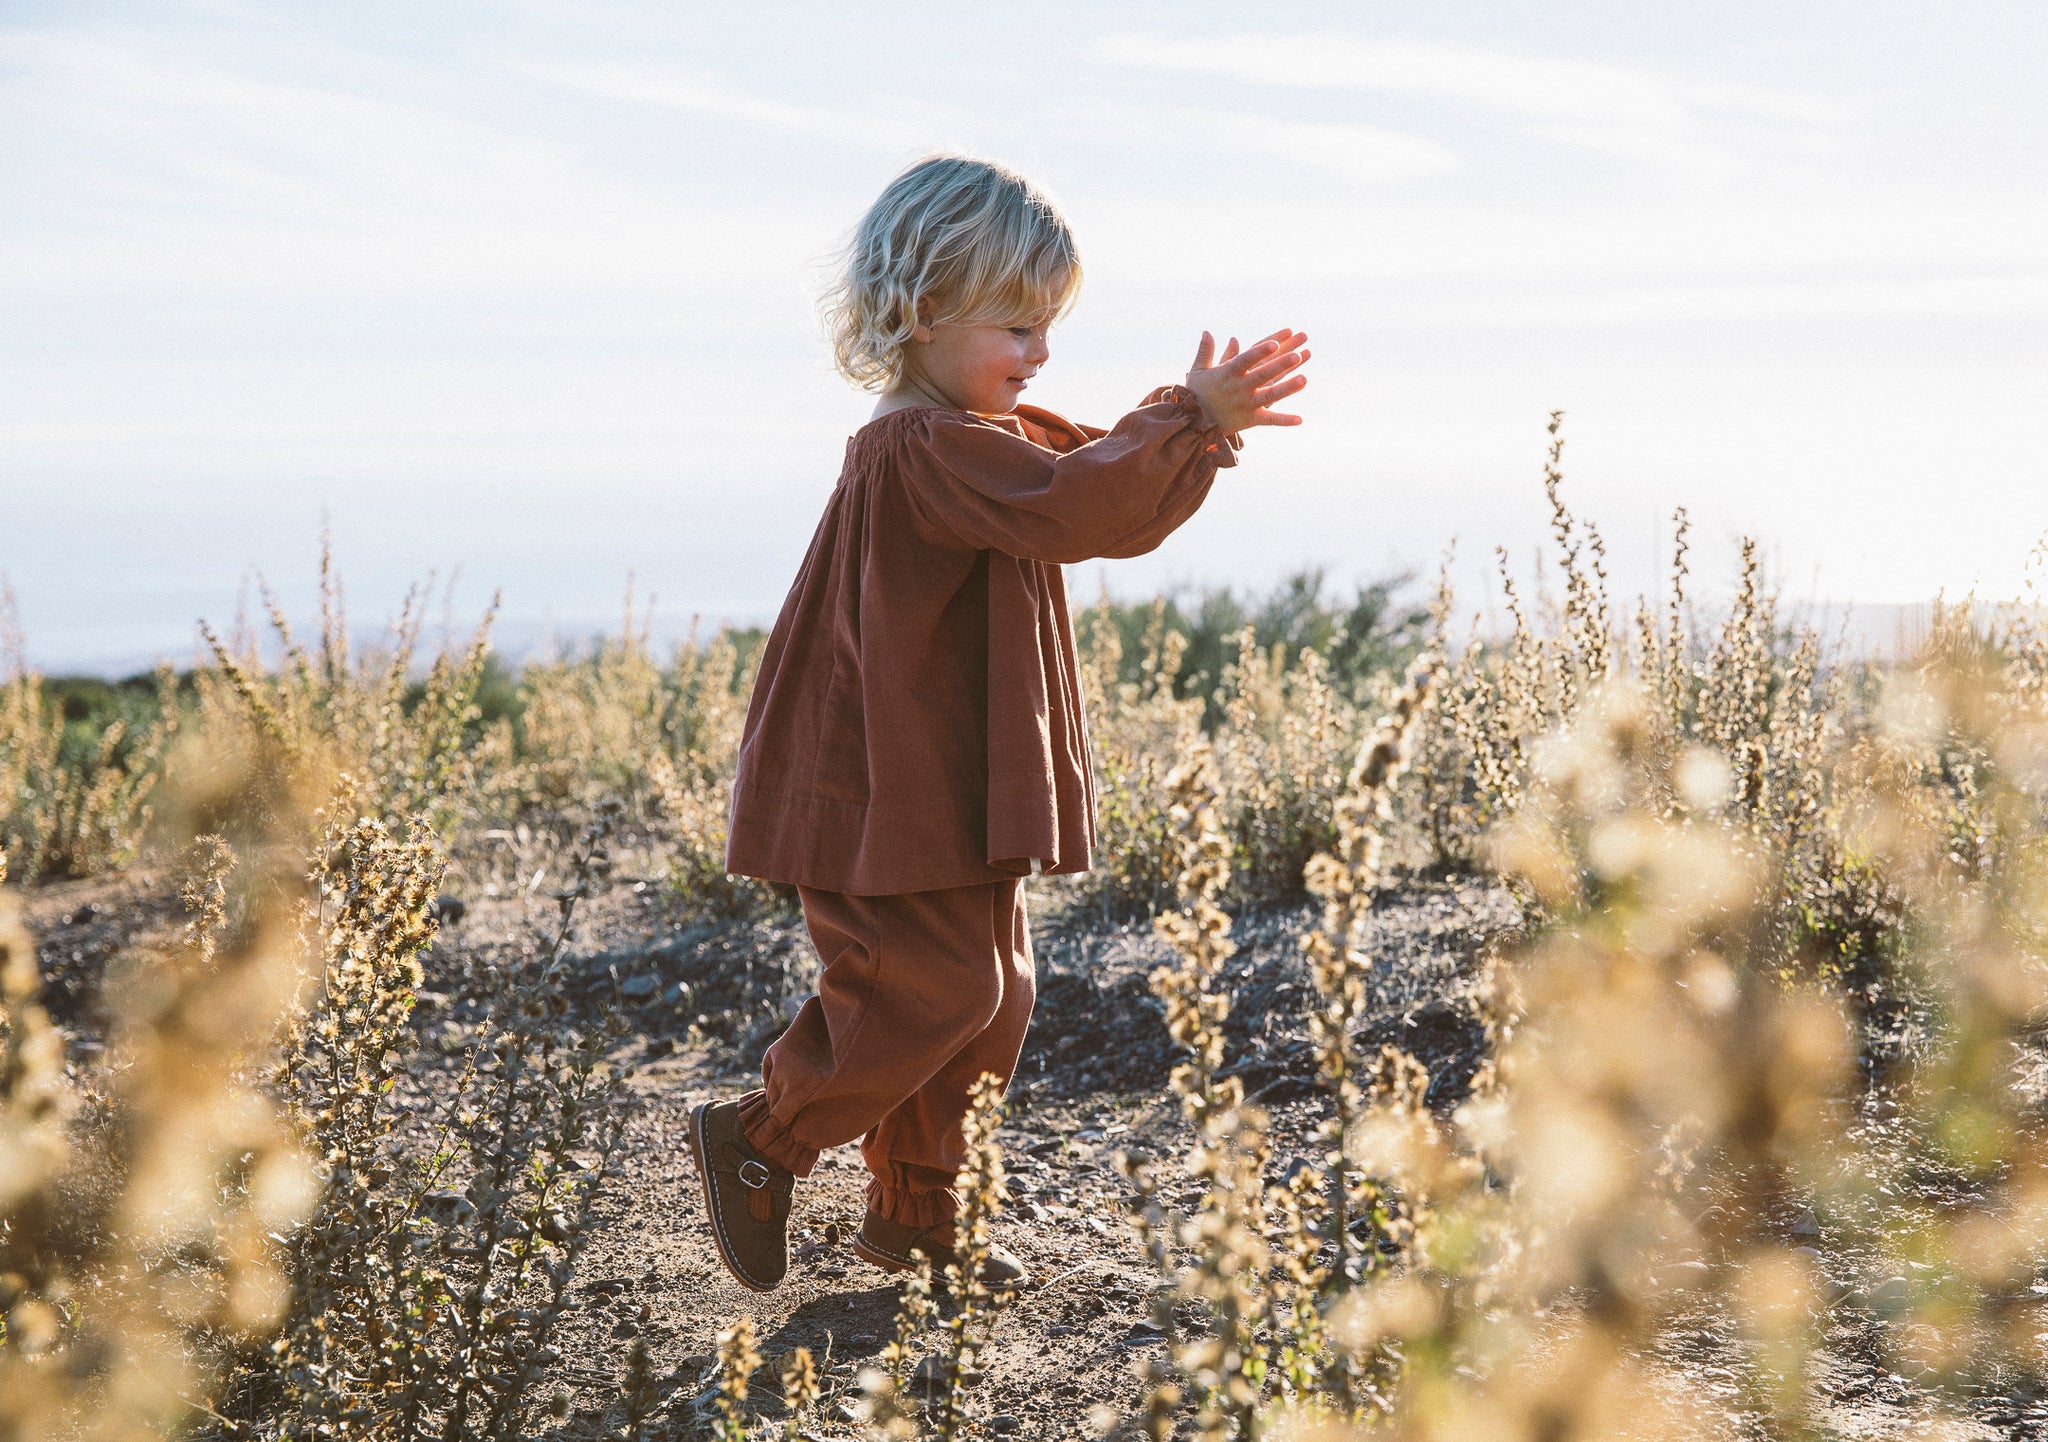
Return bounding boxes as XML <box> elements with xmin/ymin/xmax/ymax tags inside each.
<box><xmin>899</xmin><ymin>388</ymin><xmax>1239</xmax><ymax>565</ymax></box>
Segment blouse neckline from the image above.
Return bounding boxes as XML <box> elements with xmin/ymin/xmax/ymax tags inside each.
<box><xmin>853</xmin><ymin>404</ymin><xmax>1033</xmax><ymax>440</ymax></box>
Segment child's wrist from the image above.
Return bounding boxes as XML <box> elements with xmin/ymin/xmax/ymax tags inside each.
<box><xmin>1165</xmin><ymin>382</ymin><xmax>1220</xmax><ymax>430</ymax></box>
<box><xmin>1161</xmin><ymin>383</ymin><xmax>1244</xmax><ymax>457</ymax></box>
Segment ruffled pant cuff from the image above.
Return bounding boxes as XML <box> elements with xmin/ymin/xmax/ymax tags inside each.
<box><xmin>866</xmin><ymin>1177</ymin><xmax>961</xmax><ymax>1229</ymax></box>
<box><xmin>737</xmin><ymin>1088</ymin><xmax>819</xmax><ymax>1176</ymax></box>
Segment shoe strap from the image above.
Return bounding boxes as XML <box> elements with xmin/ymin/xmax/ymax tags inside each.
<box><xmin>716</xmin><ymin>1143</ymin><xmax>792</xmax><ymax>1224</ymax></box>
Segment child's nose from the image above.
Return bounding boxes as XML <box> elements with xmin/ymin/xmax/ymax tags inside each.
<box><xmin>1025</xmin><ymin>333</ymin><xmax>1050</xmax><ymax>364</ymax></box>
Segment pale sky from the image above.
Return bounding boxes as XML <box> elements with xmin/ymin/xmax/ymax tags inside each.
<box><xmin>3</xmin><ymin>1</ymin><xmax>2044</xmax><ymax>671</ymax></box>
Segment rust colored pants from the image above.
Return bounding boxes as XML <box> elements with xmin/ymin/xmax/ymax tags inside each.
<box><xmin>738</xmin><ymin>877</ymin><xmax>1035</xmax><ymax>1227</ymax></box>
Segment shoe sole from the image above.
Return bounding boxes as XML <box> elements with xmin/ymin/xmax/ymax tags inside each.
<box><xmin>850</xmin><ymin>1231</ymin><xmax>918</xmax><ymax>1274</ymax></box>
<box><xmin>851</xmin><ymin>1231</ymin><xmax>1028</xmax><ymax>1291</ymax></box>
<box><xmin>686</xmin><ymin>1101</ymin><xmax>782</xmax><ymax>1294</ymax></box>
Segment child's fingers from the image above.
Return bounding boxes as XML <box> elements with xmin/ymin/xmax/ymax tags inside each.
<box><xmin>1218</xmin><ymin>336</ymin><xmax>1241</xmax><ymax>364</ymax></box>
<box><xmin>1226</xmin><ymin>331</ymin><xmax>1307</xmax><ymax>375</ymax></box>
<box><xmin>1242</xmin><ymin>346</ymin><xmax>1310</xmax><ymax>385</ymax></box>
<box><xmin>1252</xmin><ymin>370</ymin><xmax>1308</xmax><ymax>400</ymax></box>
<box><xmin>1245</xmin><ymin>327</ymin><xmax>1306</xmax><ymax>358</ymax></box>
<box><xmin>1250</xmin><ymin>401</ymin><xmax>1306</xmax><ymax>425</ymax></box>
<box><xmin>1226</xmin><ymin>338</ymin><xmax>1285</xmax><ymax>372</ymax></box>
<box><xmin>1191</xmin><ymin>330</ymin><xmax>1216</xmax><ymax>371</ymax></box>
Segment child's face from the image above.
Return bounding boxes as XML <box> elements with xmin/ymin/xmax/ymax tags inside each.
<box><xmin>904</xmin><ymin>314</ymin><xmax>1051</xmax><ymax>416</ymax></box>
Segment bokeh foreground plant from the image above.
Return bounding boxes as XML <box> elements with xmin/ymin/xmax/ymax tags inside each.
<box><xmin>1288</xmin><ymin>658</ymin><xmax>2048</xmax><ymax>1439</ymax></box>
<box><xmin>1</xmin><ymin>736</ymin><xmax>323</xmax><ymax>1439</ymax></box>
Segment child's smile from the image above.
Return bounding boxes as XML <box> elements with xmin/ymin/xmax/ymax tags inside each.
<box><xmin>901</xmin><ymin>318</ymin><xmax>1051</xmax><ymax>417</ymax></box>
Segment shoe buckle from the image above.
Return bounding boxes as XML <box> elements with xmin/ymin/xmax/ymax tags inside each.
<box><xmin>736</xmin><ymin>1158</ymin><xmax>772</xmax><ymax>1190</ymax></box>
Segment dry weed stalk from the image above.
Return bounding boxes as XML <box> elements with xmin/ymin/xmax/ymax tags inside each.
<box><xmin>859</xmin><ymin>1255</ymin><xmax>935</xmax><ymax>1439</ymax></box>
<box><xmin>618</xmin><ymin>1335</ymin><xmax>658</xmax><ymax>1441</ymax></box>
<box><xmin>713</xmin><ymin>1315</ymin><xmax>761</xmax><ymax>1441</ymax></box>
<box><xmin>1287</xmin><ymin>648</ymin><xmax>1442</xmax><ymax>1417</ymax></box>
<box><xmin>1124</xmin><ymin>738</ymin><xmax>1275</xmax><ymax>1439</ymax></box>
<box><xmin>780</xmin><ymin>1343</ymin><xmax>819</xmax><ymax>1440</ymax></box>
<box><xmin>928</xmin><ymin>1071</ymin><xmax>1013</xmax><ymax>1438</ymax></box>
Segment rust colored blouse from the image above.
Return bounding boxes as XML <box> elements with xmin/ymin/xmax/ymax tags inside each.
<box><xmin>724</xmin><ymin>386</ymin><xmax>1239</xmax><ymax>896</ymax></box>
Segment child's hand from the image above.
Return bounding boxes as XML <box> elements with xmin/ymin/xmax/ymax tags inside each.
<box><xmin>1184</xmin><ymin>327</ymin><xmax>1310</xmax><ymax>433</ymax></box>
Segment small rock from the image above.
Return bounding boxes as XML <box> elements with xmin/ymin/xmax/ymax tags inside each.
<box><xmin>423</xmin><ymin>1191</ymin><xmax>476</xmax><ymax>1228</ymax></box>
<box><xmin>989</xmin><ymin>1416</ymin><xmax>1022</xmax><ymax>1434</ymax></box>
<box><xmin>1790</xmin><ymin>1209</ymin><xmax>1821</xmax><ymax>1237</ymax></box>
<box><xmin>619</xmin><ymin>974</ymin><xmax>658</xmax><ymax>1001</ymax></box>
<box><xmin>68</xmin><ymin>903</ymin><xmax>101</xmax><ymax>926</ymax></box>
<box><xmin>430</xmin><ymin>896</ymin><xmax>467</xmax><ymax>926</ymax></box>
<box><xmin>1121</xmin><ymin>1321</ymin><xmax>1166</xmax><ymax>1345</ymax></box>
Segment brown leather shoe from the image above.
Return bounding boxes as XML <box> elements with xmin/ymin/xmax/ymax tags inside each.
<box><xmin>687</xmin><ymin>1098</ymin><xmax>795</xmax><ymax>1292</ymax></box>
<box><xmin>852</xmin><ymin>1212</ymin><xmax>1030</xmax><ymax>1291</ymax></box>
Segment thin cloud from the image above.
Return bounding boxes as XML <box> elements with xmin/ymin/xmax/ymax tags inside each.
<box><xmin>1197</xmin><ymin>113</ymin><xmax>1457</xmax><ymax>185</ymax></box>
<box><xmin>1090</xmin><ymin>31</ymin><xmax>1856</xmax><ymax>174</ymax></box>
<box><xmin>523</xmin><ymin>60</ymin><xmax>930</xmax><ymax>151</ymax></box>
<box><xmin>1068</xmin><ymin>101</ymin><xmax>1457</xmax><ymax>186</ymax></box>
<box><xmin>1441</xmin><ymin>272</ymin><xmax>2048</xmax><ymax>327</ymax></box>
<box><xmin>0</xmin><ymin>31</ymin><xmax>802</xmax><ymax>294</ymax></box>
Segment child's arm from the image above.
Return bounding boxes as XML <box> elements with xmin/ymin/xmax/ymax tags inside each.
<box><xmin>898</xmin><ymin>328</ymin><xmax>1309</xmax><ymax>564</ymax></box>
<box><xmin>901</xmin><ymin>392</ymin><xmax>1234</xmax><ymax>564</ymax></box>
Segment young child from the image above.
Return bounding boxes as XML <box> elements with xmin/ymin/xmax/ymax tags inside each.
<box><xmin>688</xmin><ymin>154</ymin><xmax>1309</xmax><ymax>1293</ymax></box>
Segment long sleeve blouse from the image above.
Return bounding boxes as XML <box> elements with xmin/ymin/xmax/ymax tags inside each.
<box><xmin>724</xmin><ymin>386</ymin><xmax>1239</xmax><ymax>896</ymax></box>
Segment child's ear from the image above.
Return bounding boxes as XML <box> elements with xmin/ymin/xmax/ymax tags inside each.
<box><xmin>909</xmin><ymin>295</ymin><xmax>936</xmax><ymax>344</ymax></box>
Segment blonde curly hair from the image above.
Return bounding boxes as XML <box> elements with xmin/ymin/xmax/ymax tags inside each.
<box><xmin>823</xmin><ymin>154</ymin><xmax>1082</xmax><ymax>393</ymax></box>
